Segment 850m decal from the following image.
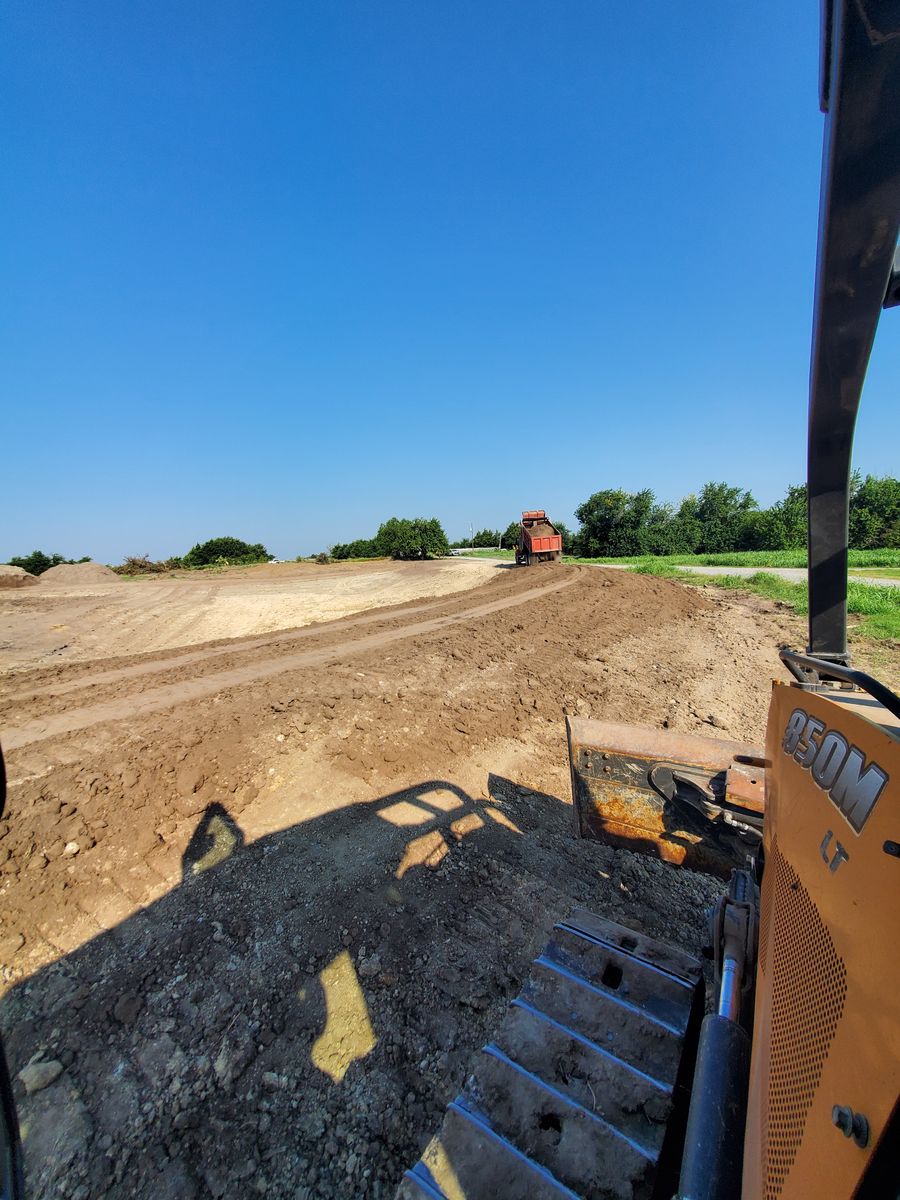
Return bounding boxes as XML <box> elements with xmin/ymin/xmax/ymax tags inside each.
<box><xmin>783</xmin><ymin>708</ymin><xmax>888</xmax><ymax>834</ymax></box>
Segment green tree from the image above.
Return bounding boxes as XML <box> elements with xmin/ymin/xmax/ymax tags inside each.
<box><xmin>642</xmin><ymin>502</ymin><xmax>684</xmax><ymax>555</ymax></box>
<box><xmin>574</xmin><ymin>489</ymin><xmax>657</xmax><ymax>557</ymax></box>
<box><xmin>574</xmin><ymin>490</ymin><xmax>627</xmax><ymax>557</ymax></box>
<box><xmin>667</xmin><ymin>494</ymin><xmax>703</xmax><ymax>554</ymax></box>
<box><xmin>694</xmin><ymin>482</ymin><xmax>757</xmax><ymax>553</ymax></box>
<box><xmin>554</xmin><ymin>521</ymin><xmax>574</xmax><ymax>553</ymax></box>
<box><xmin>331</xmin><ymin>538</ymin><xmax>378</xmax><ymax>560</ymax></box>
<box><xmin>501</xmin><ymin>521</ymin><xmax>521</xmax><ymax>550</ymax></box>
<box><xmin>763</xmin><ymin>483</ymin><xmax>807</xmax><ymax>549</ymax></box>
<box><xmin>374</xmin><ymin>517</ymin><xmax>449</xmax><ymax>560</ymax></box>
<box><xmin>182</xmin><ymin>537</ymin><xmax>270</xmax><ymax>567</ymax></box>
<box><xmin>472</xmin><ymin>528</ymin><xmax>501</xmax><ymax>548</ymax></box>
<box><xmin>850</xmin><ymin>474</ymin><xmax>900</xmax><ymax>548</ymax></box>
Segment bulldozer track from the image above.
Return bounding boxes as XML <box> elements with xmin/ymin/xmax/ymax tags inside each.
<box><xmin>398</xmin><ymin>909</ymin><xmax>703</xmax><ymax>1200</ymax></box>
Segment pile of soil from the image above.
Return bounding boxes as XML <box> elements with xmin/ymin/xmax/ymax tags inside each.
<box><xmin>0</xmin><ymin>566</ymin><xmax>38</xmax><ymax>590</ymax></box>
<box><xmin>38</xmin><ymin>562</ymin><xmax>120</xmax><ymax>586</ymax></box>
<box><xmin>525</xmin><ymin>521</ymin><xmax>557</xmax><ymax>538</ymax></box>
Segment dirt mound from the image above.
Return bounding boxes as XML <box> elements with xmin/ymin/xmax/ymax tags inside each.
<box><xmin>38</xmin><ymin>561</ymin><xmax>120</xmax><ymax>586</ymax></box>
<box><xmin>0</xmin><ymin>565</ymin><xmax>38</xmax><ymax>590</ymax></box>
<box><xmin>526</xmin><ymin>521</ymin><xmax>557</xmax><ymax>538</ymax></box>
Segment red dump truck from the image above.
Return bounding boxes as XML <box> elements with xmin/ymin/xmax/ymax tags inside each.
<box><xmin>515</xmin><ymin>510</ymin><xmax>563</xmax><ymax>565</ymax></box>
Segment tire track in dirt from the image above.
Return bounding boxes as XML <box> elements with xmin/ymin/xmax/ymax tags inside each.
<box><xmin>2</xmin><ymin>574</ymin><xmax>577</xmax><ymax>751</ymax></box>
<box><xmin>10</xmin><ymin>591</ymin><xmax>505</xmax><ymax>702</ymax></box>
<box><xmin>3</xmin><ymin>564</ymin><xmax>532</xmax><ymax>703</ymax></box>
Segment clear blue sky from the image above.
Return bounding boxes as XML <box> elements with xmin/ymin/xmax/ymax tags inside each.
<box><xmin>3</xmin><ymin>1</ymin><xmax>898</xmax><ymax>561</ymax></box>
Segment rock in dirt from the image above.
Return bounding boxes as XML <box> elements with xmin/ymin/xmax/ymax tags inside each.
<box><xmin>18</xmin><ymin>1059</ymin><xmax>64</xmax><ymax>1094</ymax></box>
<box><xmin>176</xmin><ymin>764</ymin><xmax>206</xmax><ymax>796</ymax></box>
<box><xmin>112</xmin><ymin>992</ymin><xmax>143</xmax><ymax>1024</ymax></box>
<box><xmin>0</xmin><ymin>932</ymin><xmax>25</xmax><ymax>958</ymax></box>
<box><xmin>19</xmin><ymin>1085</ymin><xmax>92</xmax><ymax>1188</ymax></box>
<box><xmin>157</xmin><ymin>1160</ymin><xmax>199</xmax><ymax>1200</ymax></box>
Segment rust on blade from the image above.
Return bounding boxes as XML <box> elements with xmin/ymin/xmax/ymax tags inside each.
<box><xmin>566</xmin><ymin>716</ymin><xmax>766</xmax><ymax>878</ymax></box>
<box><xmin>724</xmin><ymin>763</ymin><xmax>765</xmax><ymax>814</ymax></box>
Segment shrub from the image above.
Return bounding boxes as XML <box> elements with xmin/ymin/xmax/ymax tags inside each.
<box><xmin>182</xmin><ymin>537</ymin><xmax>270</xmax><ymax>568</ymax></box>
<box><xmin>331</xmin><ymin>539</ymin><xmax>378</xmax><ymax>560</ymax></box>
<box><xmin>112</xmin><ymin>555</ymin><xmax>181</xmax><ymax>576</ymax></box>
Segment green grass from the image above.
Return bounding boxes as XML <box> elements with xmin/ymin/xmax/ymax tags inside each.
<box><xmin>455</xmin><ymin>548</ymin><xmax>900</xmax><ymax>568</ymax></box>
<box><xmin>849</xmin><ymin>566</ymin><xmax>900</xmax><ymax>579</ymax></box>
<box><xmin>583</xmin><ymin>549</ymin><xmax>900</xmax><ymax>568</ymax></box>
<box><xmin>632</xmin><ymin>562</ymin><xmax>900</xmax><ymax>641</ymax></box>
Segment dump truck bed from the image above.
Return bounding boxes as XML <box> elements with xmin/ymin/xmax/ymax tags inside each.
<box><xmin>523</xmin><ymin>521</ymin><xmax>557</xmax><ymax>540</ymax></box>
<box><xmin>519</xmin><ymin>512</ymin><xmax>562</xmax><ymax>560</ymax></box>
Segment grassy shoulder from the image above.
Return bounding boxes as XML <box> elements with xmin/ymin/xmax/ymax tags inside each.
<box><xmin>632</xmin><ymin>561</ymin><xmax>900</xmax><ymax>642</ymax></box>
<box><xmin>454</xmin><ymin>548</ymin><xmax>900</xmax><ymax>568</ymax></box>
<box><xmin>848</xmin><ymin>566</ymin><xmax>900</xmax><ymax>579</ymax></box>
<box><xmin>580</xmin><ymin>549</ymin><xmax>900</xmax><ymax>568</ymax></box>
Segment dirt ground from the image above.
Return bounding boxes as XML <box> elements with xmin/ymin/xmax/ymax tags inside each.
<box><xmin>0</xmin><ymin>558</ymin><xmax>501</xmax><ymax>671</ymax></box>
<box><xmin>0</xmin><ymin>560</ymin><xmax>806</xmax><ymax>1198</ymax></box>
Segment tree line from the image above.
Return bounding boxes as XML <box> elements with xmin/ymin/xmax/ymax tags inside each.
<box><xmin>10</xmin><ymin>475</ymin><xmax>895</xmax><ymax>575</ymax></box>
<box><xmin>452</xmin><ymin>474</ymin><xmax>898</xmax><ymax>558</ymax></box>
<box><xmin>6</xmin><ymin>537</ymin><xmax>273</xmax><ymax>575</ymax></box>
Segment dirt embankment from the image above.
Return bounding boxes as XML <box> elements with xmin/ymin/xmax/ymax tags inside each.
<box><xmin>0</xmin><ymin>567</ymin><xmax>38</xmax><ymax>591</ymax></box>
<box><xmin>0</xmin><ymin>562</ymin><xmax>798</xmax><ymax>1199</ymax></box>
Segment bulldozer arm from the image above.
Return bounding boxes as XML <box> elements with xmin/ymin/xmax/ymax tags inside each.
<box><xmin>566</xmin><ymin>717</ymin><xmax>765</xmax><ymax>878</ymax></box>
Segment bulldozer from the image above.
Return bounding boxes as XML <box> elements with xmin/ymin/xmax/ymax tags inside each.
<box><xmin>398</xmin><ymin>3</ymin><xmax>900</xmax><ymax>1197</ymax></box>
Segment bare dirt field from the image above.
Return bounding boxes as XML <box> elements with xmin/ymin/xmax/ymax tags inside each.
<box><xmin>0</xmin><ymin>559</ymin><xmax>501</xmax><ymax>672</ymax></box>
<box><xmin>0</xmin><ymin>560</ymin><xmax>804</xmax><ymax>1198</ymax></box>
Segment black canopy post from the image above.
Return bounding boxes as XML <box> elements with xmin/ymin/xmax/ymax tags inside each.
<box><xmin>807</xmin><ymin>0</ymin><xmax>900</xmax><ymax>663</ymax></box>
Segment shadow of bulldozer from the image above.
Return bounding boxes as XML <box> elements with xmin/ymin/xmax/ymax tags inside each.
<box><xmin>0</xmin><ymin>778</ymin><xmax>568</xmax><ymax>1199</ymax></box>
<box><xmin>0</xmin><ymin>774</ymin><xmax>718</xmax><ymax>1199</ymax></box>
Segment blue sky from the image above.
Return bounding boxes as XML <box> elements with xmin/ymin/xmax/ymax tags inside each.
<box><xmin>3</xmin><ymin>1</ymin><xmax>898</xmax><ymax>561</ymax></box>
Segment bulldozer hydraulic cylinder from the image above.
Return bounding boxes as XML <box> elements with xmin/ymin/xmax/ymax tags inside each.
<box><xmin>717</xmin><ymin>953</ymin><xmax>741</xmax><ymax>1023</ymax></box>
<box><xmin>676</xmin><ymin>1015</ymin><xmax>751</xmax><ymax>1200</ymax></box>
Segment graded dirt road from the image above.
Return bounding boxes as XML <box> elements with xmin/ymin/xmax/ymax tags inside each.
<box><xmin>0</xmin><ymin>560</ymin><xmax>801</xmax><ymax>1199</ymax></box>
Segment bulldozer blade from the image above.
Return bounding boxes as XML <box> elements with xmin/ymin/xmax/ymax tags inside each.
<box><xmin>566</xmin><ymin>717</ymin><xmax>765</xmax><ymax>878</ymax></box>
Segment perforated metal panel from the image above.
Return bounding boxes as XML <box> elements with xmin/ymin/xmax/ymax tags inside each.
<box><xmin>762</xmin><ymin>840</ymin><xmax>847</xmax><ymax>1197</ymax></box>
<box><xmin>758</xmin><ymin>848</ymin><xmax>773</xmax><ymax>976</ymax></box>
